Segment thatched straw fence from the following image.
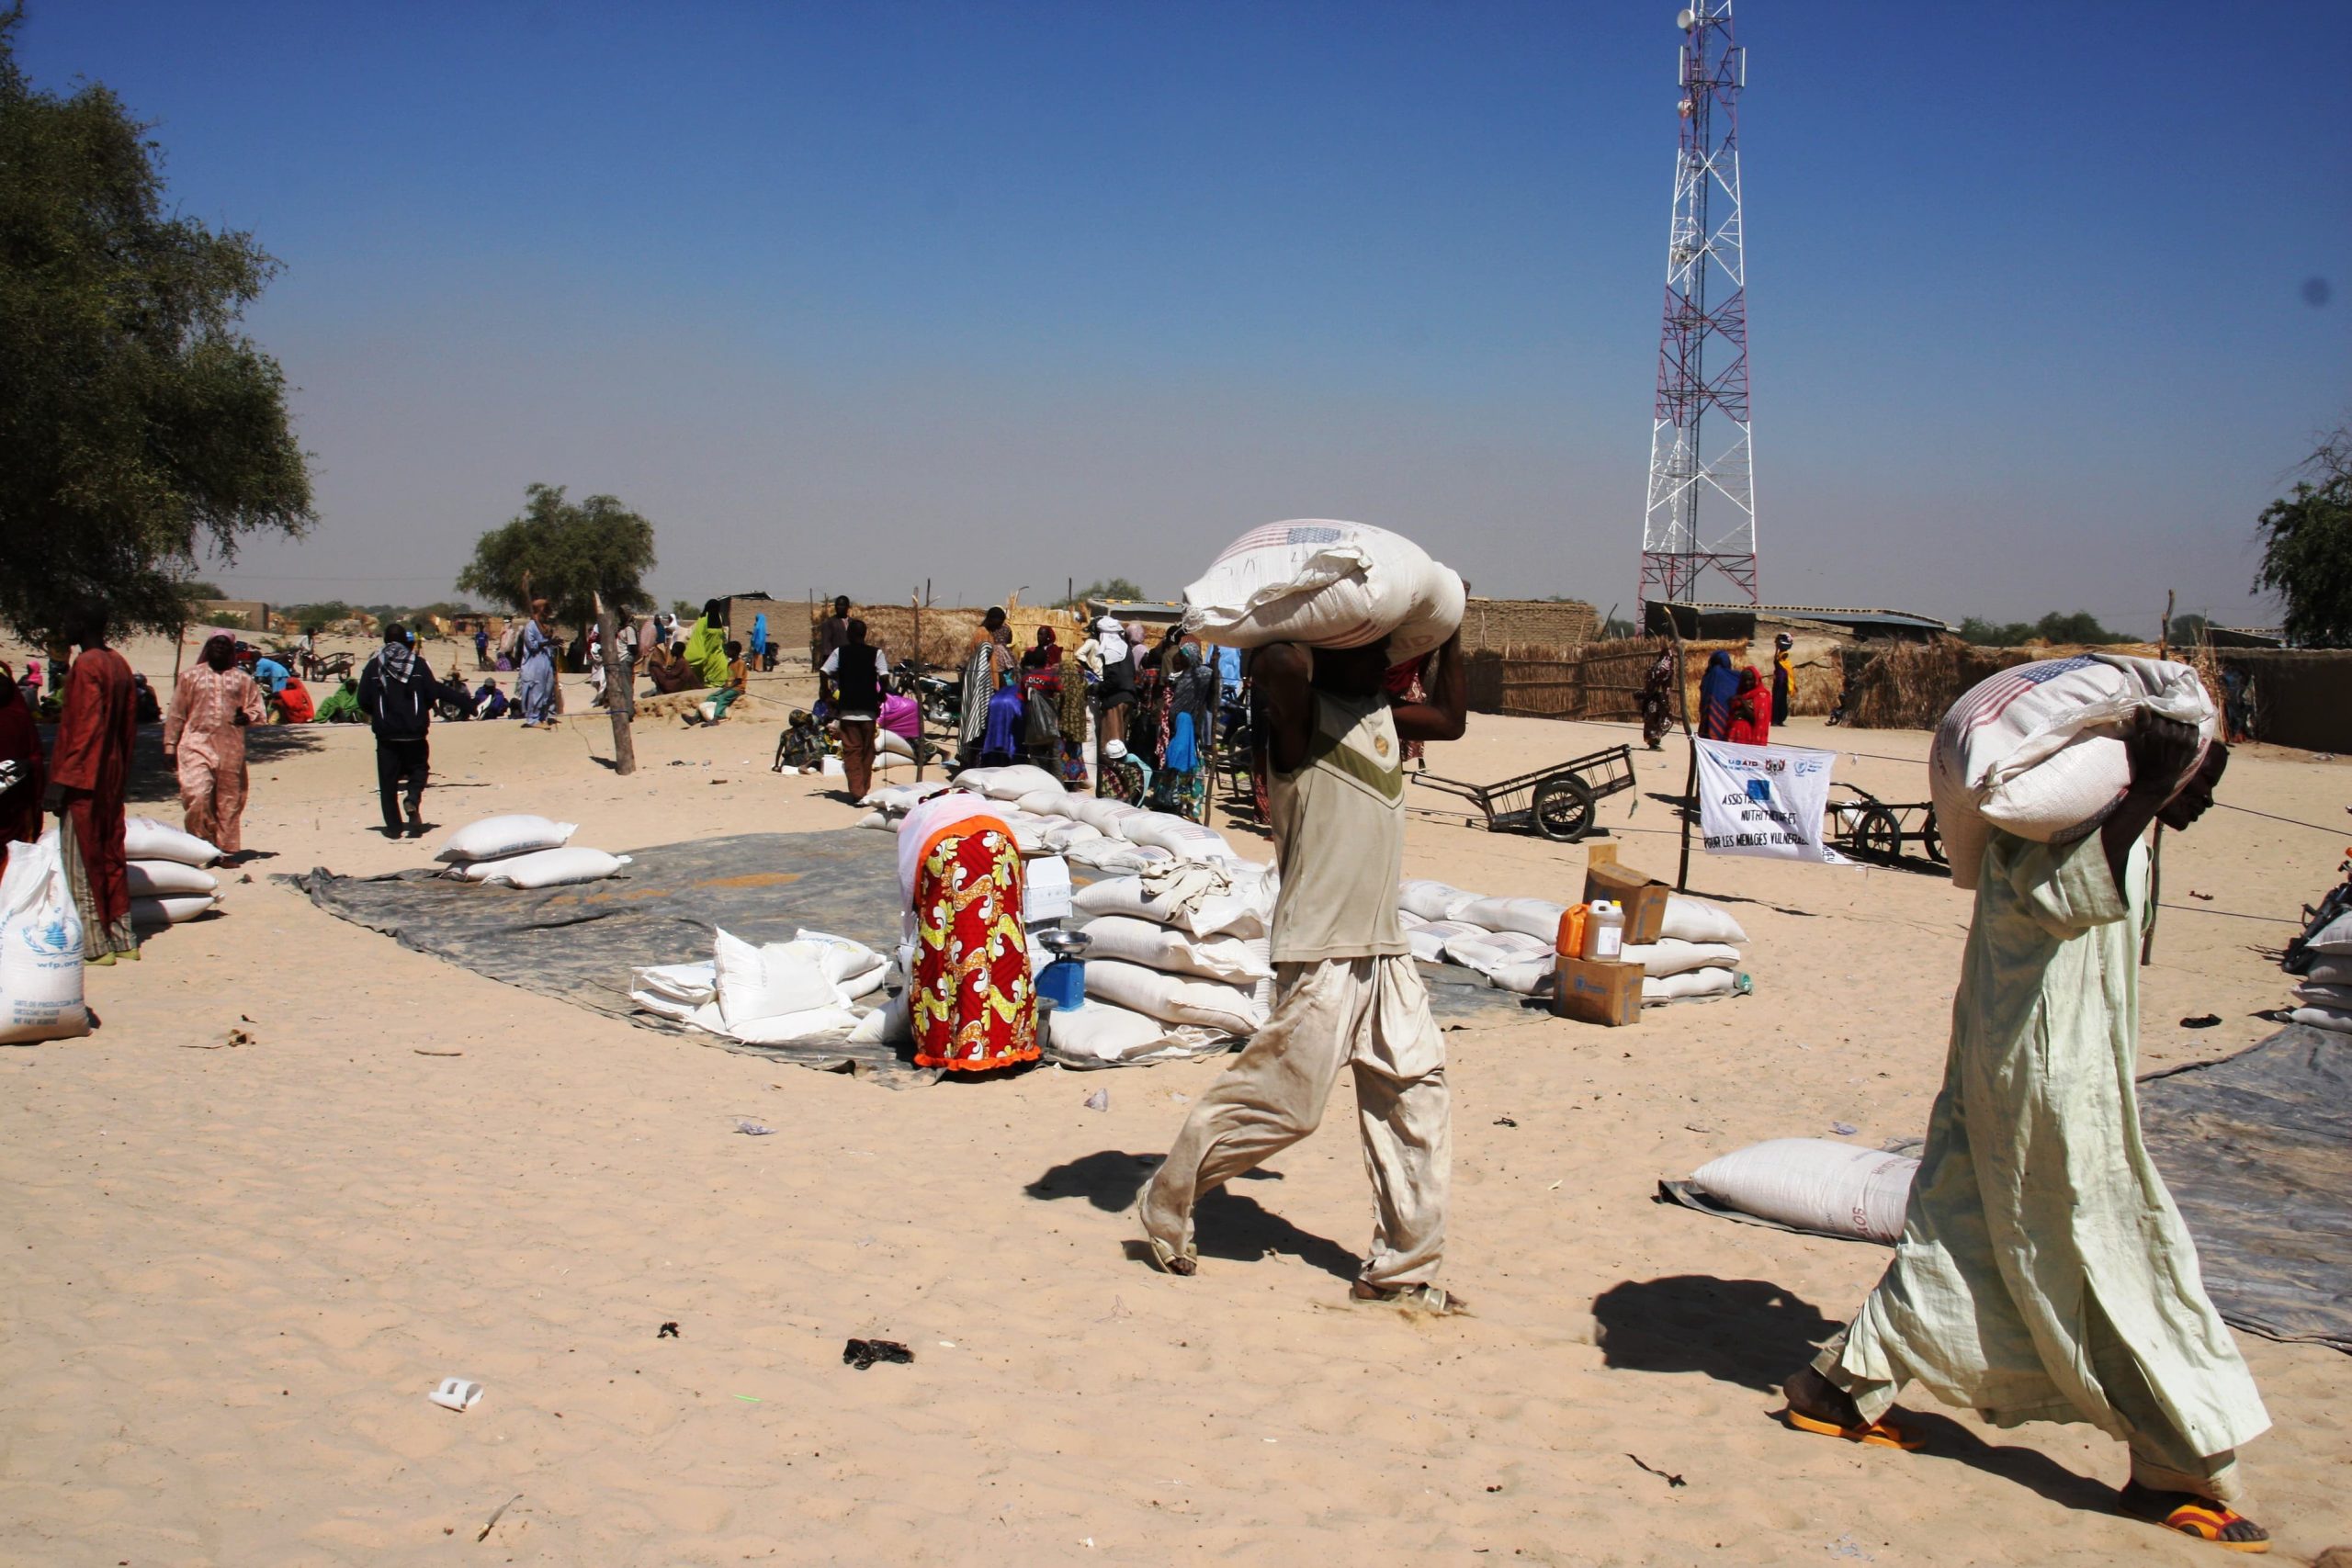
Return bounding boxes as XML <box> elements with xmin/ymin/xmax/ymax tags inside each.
<box><xmin>808</xmin><ymin>602</ymin><xmax>1085</xmax><ymax>670</ymax></box>
<box><xmin>1835</xmin><ymin>637</ymin><xmax>2202</xmax><ymax>730</ymax></box>
<box><xmin>1465</xmin><ymin>637</ymin><xmax>1846</xmax><ymax>724</ymax></box>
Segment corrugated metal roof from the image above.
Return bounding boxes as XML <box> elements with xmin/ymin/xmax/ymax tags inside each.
<box><xmin>1663</xmin><ymin>601</ymin><xmax>1951</xmax><ymax>633</ymax></box>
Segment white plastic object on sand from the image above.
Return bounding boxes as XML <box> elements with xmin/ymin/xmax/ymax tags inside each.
<box><xmin>1581</xmin><ymin>899</ymin><xmax>1624</xmax><ymax>960</ymax></box>
<box><xmin>1080</xmin><ymin>914</ymin><xmax>1274</xmax><ymax>984</ymax></box>
<box><xmin>427</xmin><ymin>1377</ymin><xmax>484</xmax><ymax>1413</ymax></box>
<box><xmin>126</xmin><ymin>860</ymin><xmax>220</xmax><ymax>898</ymax></box>
<box><xmin>819</xmin><ymin>755</ymin><xmax>845</xmax><ymax>777</ymax></box>
<box><xmin>1690</xmin><ymin>1138</ymin><xmax>1919</xmax><ymax>1245</ymax></box>
<box><xmin>458</xmin><ymin>847</ymin><xmax>630</xmax><ymax>888</ymax></box>
<box><xmin>1657</xmin><ymin>894</ymin><xmax>1748</xmax><ymax>946</ymax></box>
<box><xmin>1930</xmin><ymin>653</ymin><xmax>2215</xmax><ymax>891</ymax></box>
<box><xmin>130</xmin><ymin>893</ymin><xmax>219</xmax><ymax>929</ymax></box>
<box><xmin>1082</xmin><ymin>959</ymin><xmax>1268</xmax><ymax>1036</ymax></box>
<box><xmin>1182</xmin><ymin>519</ymin><xmax>1466</xmax><ymax>664</ymax></box>
<box><xmin>435</xmin><ymin>813</ymin><xmax>577</xmax><ymax>863</ymax></box>
<box><xmin>122</xmin><ymin>816</ymin><xmax>222</xmax><ymax>867</ymax></box>
<box><xmin>0</xmin><ymin>830</ymin><xmax>90</xmax><ymax>1043</ymax></box>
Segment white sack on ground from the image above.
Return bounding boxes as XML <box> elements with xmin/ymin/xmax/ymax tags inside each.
<box><xmin>2306</xmin><ymin>912</ymin><xmax>2352</xmax><ymax>955</ymax></box>
<box><xmin>1041</xmin><ymin>819</ymin><xmax>1105</xmax><ymax>853</ymax></box>
<box><xmin>1399</xmin><ymin>879</ymin><xmax>1480</xmax><ymax>923</ymax></box>
<box><xmin>2290</xmin><ymin>1007</ymin><xmax>2352</xmax><ymax>1035</ymax></box>
<box><xmin>1407</xmin><ymin>919</ymin><xmax>1489</xmax><ymax>964</ymax></box>
<box><xmin>1062</xmin><ymin>838</ymin><xmax>1156</xmax><ymax>874</ymax></box>
<box><xmin>1046</xmin><ymin>1000</ymin><xmax>1227</xmax><ymax>1067</ymax></box>
<box><xmin>794</xmin><ymin>930</ymin><xmax>887</xmax><ymax>987</ymax></box>
<box><xmin>2292</xmin><ymin>982</ymin><xmax>2352</xmax><ymax>1009</ymax></box>
<box><xmin>1080</xmin><ymin>914</ymin><xmax>1274</xmax><ymax>984</ymax></box>
<box><xmin>1930</xmin><ymin>654</ymin><xmax>2216</xmax><ymax>890</ymax></box>
<box><xmin>122</xmin><ymin>816</ymin><xmax>222</xmax><ymax>868</ymax></box>
<box><xmin>727</xmin><ymin>1004</ymin><xmax>866</xmax><ymax>1045</ymax></box>
<box><xmin>1117</xmin><ymin>811</ymin><xmax>1235</xmax><ymax>862</ymax></box>
<box><xmin>1690</xmin><ymin>1138</ymin><xmax>1918</xmax><ymax>1245</ymax></box>
<box><xmin>1443</xmin><ymin>928</ymin><xmax>1555</xmax><ymax>971</ymax></box>
<box><xmin>126</xmin><ymin>860</ymin><xmax>220</xmax><ymax>898</ymax></box>
<box><xmin>714</xmin><ymin>930</ymin><xmax>839</xmax><ymax>1027</ymax></box>
<box><xmin>1456</xmin><ymin>896</ymin><xmax>1569</xmax><ymax>942</ymax></box>
<box><xmin>1396</xmin><ymin>908</ymin><xmax>1429</xmax><ymax>930</ymax></box>
<box><xmin>1622</xmin><ymin>940</ymin><xmax>1745</xmax><ymax>978</ymax></box>
<box><xmin>856</xmin><ymin>811</ymin><xmax>892</xmax><ymax>831</ymax></box>
<box><xmin>1183</xmin><ymin>519</ymin><xmax>1466</xmax><ymax>664</ymax></box>
<box><xmin>1658</xmin><ymin>894</ymin><xmax>1749</xmax><ymax>945</ymax></box>
<box><xmin>1072</xmin><ymin>869</ymin><xmax>1266</xmax><ymax>940</ymax></box>
<box><xmin>458</xmin><ymin>847</ymin><xmax>630</xmax><ymax>888</ymax></box>
<box><xmin>1644</xmin><ymin>966</ymin><xmax>1740</xmax><ymax>1004</ymax></box>
<box><xmin>976</xmin><ymin>763</ymin><xmax>1064</xmax><ymax>802</ymax></box>
<box><xmin>860</xmin><ymin>780</ymin><xmax>950</xmax><ymax>812</ymax></box>
<box><xmin>2299</xmin><ymin>956</ymin><xmax>2352</xmax><ymax>986</ymax></box>
<box><xmin>847</xmin><ymin>993</ymin><xmax>910</xmax><ymax>1045</ymax></box>
<box><xmin>0</xmin><ymin>830</ymin><xmax>89</xmax><ymax>1043</ymax></box>
<box><xmin>1083</xmin><ymin>959</ymin><xmax>1267</xmax><ymax>1036</ymax></box>
<box><xmin>1017</xmin><ymin>788</ymin><xmax>1078</xmax><ymax>818</ymax></box>
<box><xmin>130</xmin><ymin>893</ymin><xmax>218</xmax><ymax>929</ymax></box>
<box><xmin>875</xmin><ymin>729</ymin><xmax>915</xmax><ymax>760</ymax></box>
<box><xmin>436</xmin><ymin>813</ymin><xmax>578</xmax><ymax>863</ymax></box>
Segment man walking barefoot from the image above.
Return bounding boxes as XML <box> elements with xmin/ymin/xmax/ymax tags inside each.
<box><xmin>1782</xmin><ymin>713</ymin><xmax>2271</xmax><ymax>1552</ymax></box>
<box><xmin>1139</xmin><ymin>626</ymin><xmax>1466</xmax><ymax>1309</ymax></box>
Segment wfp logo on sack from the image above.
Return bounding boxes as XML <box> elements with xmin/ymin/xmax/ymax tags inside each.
<box><xmin>1745</xmin><ymin>778</ymin><xmax>1773</xmax><ymax>805</ymax></box>
<box><xmin>17</xmin><ymin>912</ymin><xmax>74</xmax><ymax>958</ymax></box>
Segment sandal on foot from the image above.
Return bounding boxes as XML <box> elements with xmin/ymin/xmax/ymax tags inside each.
<box><xmin>1142</xmin><ymin>1235</ymin><xmax>1195</xmax><ymax>1276</ymax></box>
<box><xmin>1350</xmin><ymin>1280</ymin><xmax>1467</xmax><ymax>1315</ymax></box>
<box><xmin>1781</xmin><ymin>1407</ymin><xmax>1924</xmax><ymax>1450</ymax></box>
<box><xmin>2119</xmin><ymin>1483</ymin><xmax>2270</xmax><ymax>1552</ymax></box>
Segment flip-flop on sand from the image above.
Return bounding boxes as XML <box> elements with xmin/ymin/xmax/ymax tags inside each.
<box><xmin>1349</xmin><ymin>1280</ymin><xmax>1468</xmax><ymax>1315</ymax></box>
<box><xmin>1142</xmin><ymin>1235</ymin><xmax>1196</xmax><ymax>1276</ymax></box>
<box><xmin>1780</xmin><ymin>1407</ymin><xmax>1922</xmax><ymax>1450</ymax></box>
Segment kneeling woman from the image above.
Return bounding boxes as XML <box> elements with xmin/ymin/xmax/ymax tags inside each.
<box><xmin>898</xmin><ymin>793</ymin><xmax>1039</xmax><ymax>1074</ymax></box>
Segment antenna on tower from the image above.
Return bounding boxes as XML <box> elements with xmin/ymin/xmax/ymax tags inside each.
<box><xmin>1639</xmin><ymin>0</ymin><xmax>1758</xmax><ymax>621</ymax></box>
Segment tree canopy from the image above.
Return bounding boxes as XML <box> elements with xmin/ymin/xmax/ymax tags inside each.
<box><xmin>0</xmin><ymin>5</ymin><xmax>313</xmax><ymax>646</ymax></box>
<box><xmin>2255</xmin><ymin>423</ymin><xmax>2352</xmax><ymax>648</ymax></box>
<box><xmin>456</xmin><ymin>483</ymin><xmax>657</xmax><ymax>629</ymax></box>
<box><xmin>1956</xmin><ymin>611</ymin><xmax>2132</xmax><ymax>648</ymax></box>
<box><xmin>1075</xmin><ymin>578</ymin><xmax>1147</xmax><ymax>604</ymax></box>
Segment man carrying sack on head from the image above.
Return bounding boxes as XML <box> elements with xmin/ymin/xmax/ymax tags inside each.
<box><xmin>1138</xmin><ymin>623</ymin><xmax>1468</xmax><ymax>1312</ymax></box>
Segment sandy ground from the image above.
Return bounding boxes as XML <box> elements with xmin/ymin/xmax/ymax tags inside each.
<box><xmin>2</xmin><ymin>631</ymin><xmax>2347</xmax><ymax>1566</ymax></box>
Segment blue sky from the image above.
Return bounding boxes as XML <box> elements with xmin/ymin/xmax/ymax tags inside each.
<box><xmin>21</xmin><ymin>1</ymin><xmax>2350</xmax><ymax>626</ymax></box>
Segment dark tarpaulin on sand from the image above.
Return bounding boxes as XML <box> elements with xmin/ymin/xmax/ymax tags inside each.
<box><xmin>285</xmin><ymin>829</ymin><xmax>932</xmax><ymax>1082</ymax></box>
<box><xmin>1657</xmin><ymin>1023</ymin><xmax>2352</xmax><ymax>1354</ymax></box>
<box><xmin>286</xmin><ymin>826</ymin><xmax>1531</xmax><ymax>1087</ymax></box>
<box><xmin>2134</xmin><ymin>1024</ymin><xmax>2352</xmax><ymax>1353</ymax></box>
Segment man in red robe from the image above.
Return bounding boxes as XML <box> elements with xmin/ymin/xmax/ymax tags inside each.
<box><xmin>45</xmin><ymin>606</ymin><xmax>140</xmax><ymax>963</ymax></box>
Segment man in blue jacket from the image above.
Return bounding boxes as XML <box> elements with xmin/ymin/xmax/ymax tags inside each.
<box><xmin>356</xmin><ymin>624</ymin><xmax>441</xmax><ymax>839</ymax></box>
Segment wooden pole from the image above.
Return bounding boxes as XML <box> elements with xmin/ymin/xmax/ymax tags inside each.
<box><xmin>1669</xmin><ymin>609</ymin><xmax>1697</xmax><ymax>892</ymax></box>
<box><xmin>596</xmin><ymin>591</ymin><xmax>636</xmax><ymax>776</ymax></box>
<box><xmin>2142</xmin><ymin>588</ymin><xmax>2175</xmax><ymax>964</ymax></box>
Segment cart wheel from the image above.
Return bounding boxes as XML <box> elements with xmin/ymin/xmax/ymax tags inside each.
<box><xmin>1856</xmin><ymin>806</ymin><xmax>1904</xmax><ymax>864</ymax></box>
<box><xmin>1921</xmin><ymin>809</ymin><xmax>1945</xmax><ymax>865</ymax></box>
<box><xmin>1532</xmin><ymin>775</ymin><xmax>1598</xmax><ymax>842</ymax></box>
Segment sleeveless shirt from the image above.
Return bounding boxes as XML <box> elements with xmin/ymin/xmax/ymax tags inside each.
<box><xmin>1267</xmin><ymin>690</ymin><xmax>1409</xmax><ymax>963</ymax></box>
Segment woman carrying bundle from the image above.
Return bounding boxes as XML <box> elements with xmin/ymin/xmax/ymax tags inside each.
<box><xmin>898</xmin><ymin>792</ymin><xmax>1038</xmax><ymax>1074</ymax></box>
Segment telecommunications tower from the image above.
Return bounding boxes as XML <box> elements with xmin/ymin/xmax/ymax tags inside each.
<box><xmin>1638</xmin><ymin>0</ymin><xmax>1757</xmax><ymax>615</ymax></box>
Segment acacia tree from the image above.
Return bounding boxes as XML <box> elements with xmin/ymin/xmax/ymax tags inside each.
<box><xmin>0</xmin><ymin>6</ymin><xmax>313</xmax><ymax>646</ymax></box>
<box><xmin>456</xmin><ymin>483</ymin><xmax>657</xmax><ymax>628</ymax></box>
<box><xmin>2255</xmin><ymin>423</ymin><xmax>2352</xmax><ymax>648</ymax></box>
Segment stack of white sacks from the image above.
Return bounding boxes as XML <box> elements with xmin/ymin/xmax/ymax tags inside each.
<box><xmin>629</xmin><ymin>928</ymin><xmax>902</xmax><ymax>1047</ymax></box>
<box><xmin>434</xmin><ymin>815</ymin><xmax>631</xmax><ymax>887</ymax></box>
<box><xmin>2288</xmin><ymin>907</ymin><xmax>2352</xmax><ymax>1035</ymax></box>
<box><xmin>1059</xmin><ymin>860</ymin><xmax>1279</xmax><ymax>1066</ymax></box>
<box><xmin>854</xmin><ymin>763</ymin><xmax>1223</xmax><ymax>876</ymax></box>
<box><xmin>1396</xmin><ymin>879</ymin><xmax>1749</xmax><ymax>1004</ymax></box>
<box><xmin>123</xmin><ymin>816</ymin><xmax>224</xmax><ymax>929</ymax></box>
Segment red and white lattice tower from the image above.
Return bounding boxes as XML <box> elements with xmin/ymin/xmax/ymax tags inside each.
<box><xmin>1639</xmin><ymin>0</ymin><xmax>1758</xmax><ymax>615</ymax></box>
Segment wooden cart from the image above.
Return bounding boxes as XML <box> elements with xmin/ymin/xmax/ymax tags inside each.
<box><xmin>1826</xmin><ymin>783</ymin><xmax>1944</xmax><ymax>866</ymax></box>
<box><xmin>1407</xmin><ymin>743</ymin><xmax>1635</xmax><ymax>842</ymax></box>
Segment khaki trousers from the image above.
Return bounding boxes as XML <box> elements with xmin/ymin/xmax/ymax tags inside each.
<box><xmin>1140</xmin><ymin>954</ymin><xmax>1449</xmax><ymax>1287</ymax></box>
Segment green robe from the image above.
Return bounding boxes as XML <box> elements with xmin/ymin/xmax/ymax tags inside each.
<box><xmin>1825</xmin><ymin>830</ymin><xmax>2268</xmax><ymax>1477</ymax></box>
<box><xmin>683</xmin><ymin>617</ymin><xmax>729</xmax><ymax>690</ymax></box>
<box><xmin>314</xmin><ymin>682</ymin><xmax>364</xmax><ymax>723</ymax></box>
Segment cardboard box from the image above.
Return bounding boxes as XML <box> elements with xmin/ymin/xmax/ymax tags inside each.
<box><xmin>1551</xmin><ymin>954</ymin><xmax>1644</xmax><ymax>1027</ymax></box>
<box><xmin>1583</xmin><ymin>861</ymin><xmax>1668</xmax><ymax>945</ymax></box>
<box><xmin>1584</xmin><ymin>841</ymin><xmax>1619</xmax><ymax>869</ymax></box>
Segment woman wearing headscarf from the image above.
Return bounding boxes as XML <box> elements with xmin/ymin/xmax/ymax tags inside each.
<box><xmin>1091</xmin><ymin>615</ymin><xmax>1135</xmax><ymax>750</ymax></box>
<box><xmin>1725</xmin><ymin>664</ymin><xmax>1772</xmax><ymax>747</ymax></box>
<box><xmin>1697</xmin><ymin>649</ymin><xmax>1738</xmax><ymax>740</ymax></box>
<box><xmin>1640</xmin><ymin>643</ymin><xmax>1679</xmax><ymax>750</ymax></box>
<box><xmin>1150</xmin><ymin>638</ymin><xmax>1218</xmax><ymax>822</ymax></box>
<box><xmin>164</xmin><ymin>634</ymin><xmax>269</xmax><ymax>857</ymax></box>
<box><xmin>898</xmin><ymin>791</ymin><xmax>1038</xmax><ymax>1074</ymax></box>
<box><xmin>684</xmin><ymin>598</ymin><xmax>731</xmax><ymax>691</ymax></box>
<box><xmin>0</xmin><ymin>661</ymin><xmax>44</xmax><ymax>870</ymax></box>
<box><xmin>958</xmin><ymin>607</ymin><xmax>1012</xmax><ymax>762</ymax></box>
<box><xmin>1771</xmin><ymin>632</ymin><xmax>1795</xmax><ymax>727</ymax></box>
<box><xmin>518</xmin><ymin>599</ymin><xmax>559</xmax><ymax>727</ymax></box>
<box><xmin>750</xmin><ymin>611</ymin><xmax>770</xmax><ymax>673</ymax></box>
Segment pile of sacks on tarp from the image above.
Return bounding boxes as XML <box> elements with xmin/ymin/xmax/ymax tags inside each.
<box><xmin>125</xmin><ymin>816</ymin><xmax>225</xmax><ymax>930</ymax></box>
<box><xmin>1396</xmin><ymin>879</ymin><xmax>1750</xmax><ymax>1004</ymax></box>
<box><xmin>857</xmin><ymin>762</ymin><xmax>1242</xmax><ymax>876</ymax></box>
<box><xmin>630</xmin><ymin>927</ymin><xmax>904</xmax><ymax>1047</ymax></box>
<box><xmin>432</xmin><ymin>815</ymin><xmax>631</xmax><ymax>887</ymax></box>
<box><xmin>2283</xmin><ymin>887</ymin><xmax>2352</xmax><ymax>1035</ymax></box>
<box><xmin>1056</xmin><ymin>859</ymin><xmax>1280</xmax><ymax>1068</ymax></box>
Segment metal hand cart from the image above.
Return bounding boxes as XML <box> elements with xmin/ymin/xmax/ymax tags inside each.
<box><xmin>1406</xmin><ymin>743</ymin><xmax>1635</xmax><ymax>842</ymax></box>
<box><xmin>1825</xmin><ymin>784</ymin><xmax>1943</xmax><ymax>866</ymax></box>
